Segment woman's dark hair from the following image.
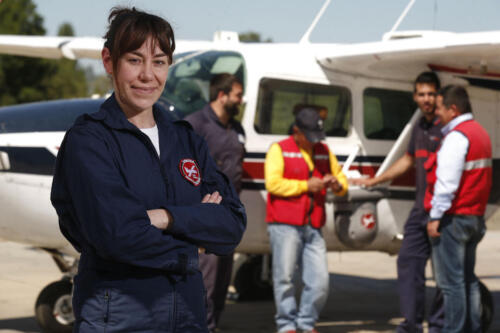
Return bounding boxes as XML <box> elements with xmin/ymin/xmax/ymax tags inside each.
<box><xmin>103</xmin><ymin>7</ymin><xmax>175</xmax><ymax>71</ymax></box>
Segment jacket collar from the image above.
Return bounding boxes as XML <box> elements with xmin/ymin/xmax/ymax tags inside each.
<box><xmin>442</xmin><ymin>113</ymin><xmax>474</xmax><ymax>136</ymax></box>
<box><xmin>88</xmin><ymin>93</ymin><xmax>177</xmax><ymax>132</ymax></box>
<box><xmin>418</xmin><ymin>113</ymin><xmax>440</xmax><ymax>130</ymax></box>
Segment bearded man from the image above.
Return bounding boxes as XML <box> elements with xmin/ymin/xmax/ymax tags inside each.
<box><xmin>185</xmin><ymin>73</ymin><xmax>245</xmax><ymax>333</ymax></box>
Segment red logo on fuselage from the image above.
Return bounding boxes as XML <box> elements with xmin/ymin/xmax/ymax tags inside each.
<box><xmin>361</xmin><ymin>213</ymin><xmax>376</xmax><ymax>229</ymax></box>
<box><xmin>179</xmin><ymin>159</ymin><xmax>201</xmax><ymax>186</ymax></box>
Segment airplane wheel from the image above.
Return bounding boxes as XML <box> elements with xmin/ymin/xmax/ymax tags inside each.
<box><xmin>35</xmin><ymin>280</ymin><xmax>74</xmax><ymax>333</ymax></box>
<box><xmin>480</xmin><ymin>280</ymin><xmax>494</xmax><ymax>332</ymax></box>
<box><xmin>234</xmin><ymin>255</ymin><xmax>273</xmax><ymax>301</ymax></box>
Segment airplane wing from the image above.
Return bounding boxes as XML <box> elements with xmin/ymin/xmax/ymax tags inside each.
<box><xmin>0</xmin><ymin>35</ymin><xmax>214</xmax><ymax>60</ymax></box>
<box><xmin>316</xmin><ymin>30</ymin><xmax>500</xmax><ymax>82</ymax></box>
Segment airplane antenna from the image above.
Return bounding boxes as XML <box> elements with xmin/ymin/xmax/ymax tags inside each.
<box><xmin>433</xmin><ymin>0</ymin><xmax>438</xmax><ymax>30</ymax></box>
<box><xmin>388</xmin><ymin>0</ymin><xmax>417</xmax><ymax>35</ymax></box>
<box><xmin>299</xmin><ymin>0</ymin><xmax>332</xmax><ymax>44</ymax></box>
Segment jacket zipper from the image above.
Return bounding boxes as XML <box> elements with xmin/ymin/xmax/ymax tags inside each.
<box><xmin>172</xmin><ymin>286</ymin><xmax>177</xmax><ymax>332</ymax></box>
<box><xmin>103</xmin><ymin>290</ymin><xmax>111</xmax><ymax>324</ymax></box>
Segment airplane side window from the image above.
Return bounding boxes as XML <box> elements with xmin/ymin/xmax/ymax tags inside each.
<box><xmin>254</xmin><ymin>78</ymin><xmax>351</xmax><ymax>136</ymax></box>
<box><xmin>363</xmin><ymin>88</ymin><xmax>416</xmax><ymax>140</ymax></box>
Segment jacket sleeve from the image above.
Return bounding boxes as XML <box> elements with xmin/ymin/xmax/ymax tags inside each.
<box><xmin>56</xmin><ymin>125</ymin><xmax>192</xmax><ymax>271</ymax></box>
<box><xmin>166</xmin><ymin>131</ymin><xmax>247</xmax><ymax>255</ymax></box>
<box><xmin>329</xmin><ymin>149</ymin><xmax>348</xmax><ymax>196</ymax></box>
<box><xmin>265</xmin><ymin>143</ymin><xmax>309</xmax><ymax>197</ymax></box>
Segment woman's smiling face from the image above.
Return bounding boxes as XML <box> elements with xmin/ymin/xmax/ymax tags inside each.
<box><xmin>103</xmin><ymin>36</ymin><xmax>169</xmax><ymax>115</ymax></box>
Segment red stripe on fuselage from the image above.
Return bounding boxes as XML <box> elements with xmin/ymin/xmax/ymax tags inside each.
<box><xmin>242</xmin><ymin>160</ymin><xmax>416</xmax><ymax>187</ymax></box>
<box><xmin>242</xmin><ymin>161</ymin><xmax>265</xmax><ymax>179</ymax></box>
<box><xmin>429</xmin><ymin>64</ymin><xmax>500</xmax><ymax>78</ymax></box>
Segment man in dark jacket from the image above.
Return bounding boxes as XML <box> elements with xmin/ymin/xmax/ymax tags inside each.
<box><xmin>185</xmin><ymin>73</ymin><xmax>244</xmax><ymax>333</ymax></box>
<box><xmin>51</xmin><ymin>94</ymin><xmax>246</xmax><ymax>332</ymax></box>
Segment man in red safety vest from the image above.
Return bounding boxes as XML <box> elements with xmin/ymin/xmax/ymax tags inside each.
<box><xmin>264</xmin><ymin>107</ymin><xmax>348</xmax><ymax>333</ymax></box>
<box><xmin>425</xmin><ymin>85</ymin><xmax>492</xmax><ymax>332</ymax></box>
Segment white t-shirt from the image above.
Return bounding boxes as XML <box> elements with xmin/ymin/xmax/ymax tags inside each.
<box><xmin>140</xmin><ymin>125</ymin><xmax>160</xmax><ymax>157</ymax></box>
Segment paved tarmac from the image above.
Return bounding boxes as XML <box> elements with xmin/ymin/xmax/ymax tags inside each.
<box><xmin>1</xmin><ymin>231</ymin><xmax>500</xmax><ymax>333</ymax></box>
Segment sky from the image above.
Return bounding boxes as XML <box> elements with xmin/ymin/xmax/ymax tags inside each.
<box><xmin>28</xmin><ymin>0</ymin><xmax>500</xmax><ymax>73</ymax></box>
<box><xmin>32</xmin><ymin>0</ymin><xmax>500</xmax><ymax>43</ymax></box>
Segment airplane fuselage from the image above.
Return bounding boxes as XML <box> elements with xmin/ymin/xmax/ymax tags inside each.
<box><xmin>1</xmin><ymin>42</ymin><xmax>500</xmax><ymax>258</ymax></box>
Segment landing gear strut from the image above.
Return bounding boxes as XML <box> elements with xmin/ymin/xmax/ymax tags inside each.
<box><xmin>35</xmin><ymin>249</ymin><xmax>77</xmax><ymax>333</ymax></box>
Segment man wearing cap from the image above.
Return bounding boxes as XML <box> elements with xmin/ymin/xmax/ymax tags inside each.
<box><xmin>264</xmin><ymin>108</ymin><xmax>348</xmax><ymax>333</ymax></box>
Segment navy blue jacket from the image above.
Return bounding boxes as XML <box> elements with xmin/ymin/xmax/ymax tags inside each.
<box><xmin>51</xmin><ymin>95</ymin><xmax>246</xmax><ymax>332</ymax></box>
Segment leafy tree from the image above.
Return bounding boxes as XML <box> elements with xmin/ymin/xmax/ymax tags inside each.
<box><xmin>84</xmin><ymin>66</ymin><xmax>112</xmax><ymax>97</ymax></box>
<box><xmin>57</xmin><ymin>22</ymin><xmax>74</xmax><ymax>37</ymax></box>
<box><xmin>0</xmin><ymin>0</ymin><xmax>49</xmax><ymax>105</ymax></box>
<box><xmin>43</xmin><ymin>22</ymin><xmax>88</xmax><ymax>100</ymax></box>
<box><xmin>239</xmin><ymin>31</ymin><xmax>273</xmax><ymax>43</ymax></box>
<box><xmin>0</xmin><ymin>2</ymin><xmax>88</xmax><ymax>105</ymax></box>
<box><xmin>0</xmin><ymin>0</ymin><xmax>45</xmax><ymax>35</ymax></box>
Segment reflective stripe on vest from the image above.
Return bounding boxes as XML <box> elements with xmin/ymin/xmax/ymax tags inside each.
<box><xmin>282</xmin><ymin>151</ymin><xmax>303</xmax><ymax>158</ymax></box>
<box><xmin>314</xmin><ymin>154</ymin><xmax>329</xmax><ymax>160</ymax></box>
<box><xmin>464</xmin><ymin>158</ymin><xmax>492</xmax><ymax>171</ymax></box>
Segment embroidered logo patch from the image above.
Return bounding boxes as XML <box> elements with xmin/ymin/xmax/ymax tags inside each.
<box><xmin>361</xmin><ymin>213</ymin><xmax>376</xmax><ymax>230</ymax></box>
<box><xmin>179</xmin><ymin>158</ymin><xmax>201</xmax><ymax>186</ymax></box>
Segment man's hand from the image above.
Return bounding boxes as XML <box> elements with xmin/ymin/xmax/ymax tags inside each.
<box><xmin>202</xmin><ymin>191</ymin><xmax>222</xmax><ymax>204</ymax></box>
<box><xmin>147</xmin><ymin>209</ymin><xmax>172</xmax><ymax>230</ymax></box>
<box><xmin>148</xmin><ymin>191</ymin><xmax>222</xmax><ymax>231</ymax></box>
<box><xmin>323</xmin><ymin>174</ymin><xmax>342</xmax><ymax>193</ymax></box>
<box><xmin>307</xmin><ymin>177</ymin><xmax>324</xmax><ymax>193</ymax></box>
<box><xmin>350</xmin><ymin>177</ymin><xmax>377</xmax><ymax>188</ymax></box>
<box><xmin>427</xmin><ymin>220</ymin><xmax>441</xmax><ymax>238</ymax></box>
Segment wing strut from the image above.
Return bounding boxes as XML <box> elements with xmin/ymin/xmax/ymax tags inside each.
<box><xmin>375</xmin><ymin>109</ymin><xmax>420</xmax><ymax>181</ymax></box>
<box><xmin>384</xmin><ymin>0</ymin><xmax>417</xmax><ymax>40</ymax></box>
<box><xmin>299</xmin><ymin>0</ymin><xmax>332</xmax><ymax>44</ymax></box>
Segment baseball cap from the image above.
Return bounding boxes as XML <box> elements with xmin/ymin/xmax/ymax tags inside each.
<box><xmin>295</xmin><ymin>107</ymin><xmax>326</xmax><ymax>143</ymax></box>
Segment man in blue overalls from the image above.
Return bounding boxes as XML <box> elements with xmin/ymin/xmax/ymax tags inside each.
<box><xmin>352</xmin><ymin>72</ymin><xmax>444</xmax><ymax>332</ymax></box>
<box><xmin>186</xmin><ymin>73</ymin><xmax>245</xmax><ymax>333</ymax></box>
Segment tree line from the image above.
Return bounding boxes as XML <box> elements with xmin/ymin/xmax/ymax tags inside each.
<box><xmin>0</xmin><ymin>0</ymin><xmax>108</xmax><ymax>106</ymax></box>
<box><xmin>0</xmin><ymin>0</ymin><xmax>271</xmax><ymax>107</ymax></box>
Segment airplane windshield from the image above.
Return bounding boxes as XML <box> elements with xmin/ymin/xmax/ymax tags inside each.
<box><xmin>160</xmin><ymin>50</ymin><xmax>246</xmax><ymax>118</ymax></box>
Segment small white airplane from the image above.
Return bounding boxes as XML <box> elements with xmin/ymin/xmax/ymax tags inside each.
<box><xmin>0</xmin><ymin>0</ymin><xmax>498</xmax><ymax>331</ymax></box>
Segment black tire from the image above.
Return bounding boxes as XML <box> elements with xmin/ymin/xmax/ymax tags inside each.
<box><xmin>480</xmin><ymin>281</ymin><xmax>494</xmax><ymax>332</ymax></box>
<box><xmin>35</xmin><ymin>280</ymin><xmax>74</xmax><ymax>333</ymax></box>
<box><xmin>234</xmin><ymin>255</ymin><xmax>273</xmax><ymax>301</ymax></box>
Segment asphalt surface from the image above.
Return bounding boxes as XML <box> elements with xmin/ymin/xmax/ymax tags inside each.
<box><xmin>1</xmin><ymin>230</ymin><xmax>500</xmax><ymax>333</ymax></box>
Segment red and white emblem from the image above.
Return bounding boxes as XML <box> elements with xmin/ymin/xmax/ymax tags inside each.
<box><xmin>361</xmin><ymin>213</ymin><xmax>376</xmax><ymax>230</ymax></box>
<box><xmin>179</xmin><ymin>158</ymin><xmax>201</xmax><ymax>186</ymax></box>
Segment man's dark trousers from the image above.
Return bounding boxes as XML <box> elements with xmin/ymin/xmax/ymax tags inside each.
<box><xmin>199</xmin><ymin>252</ymin><xmax>234</xmax><ymax>332</ymax></box>
<box><xmin>397</xmin><ymin>207</ymin><xmax>444</xmax><ymax>333</ymax></box>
